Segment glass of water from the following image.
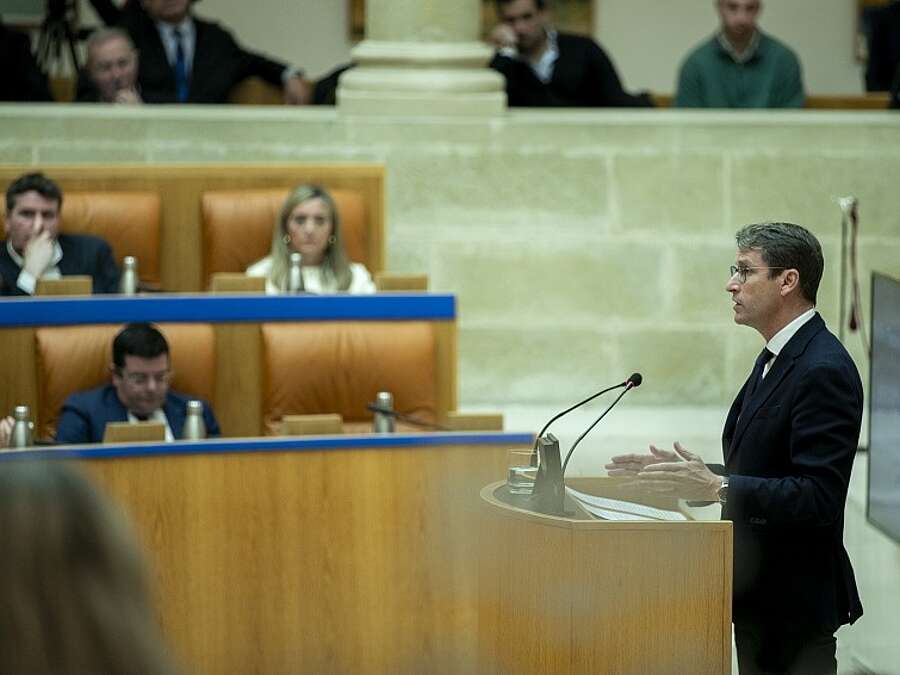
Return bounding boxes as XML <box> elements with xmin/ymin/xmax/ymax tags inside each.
<box><xmin>507</xmin><ymin>449</ymin><xmax>538</xmax><ymax>495</ymax></box>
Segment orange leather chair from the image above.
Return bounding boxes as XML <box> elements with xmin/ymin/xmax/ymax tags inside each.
<box><xmin>261</xmin><ymin>321</ymin><xmax>437</xmax><ymax>435</ymax></box>
<box><xmin>200</xmin><ymin>188</ymin><xmax>369</xmax><ymax>288</ymax></box>
<box><xmin>1</xmin><ymin>191</ymin><xmax>162</xmax><ymax>288</ymax></box>
<box><xmin>61</xmin><ymin>192</ymin><xmax>162</xmax><ymax>288</ymax></box>
<box><xmin>34</xmin><ymin>323</ymin><xmax>216</xmax><ymax>440</ymax></box>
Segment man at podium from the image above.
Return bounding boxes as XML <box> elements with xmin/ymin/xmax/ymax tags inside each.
<box><xmin>607</xmin><ymin>222</ymin><xmax>862</xmax><ymax>675</ymax></box>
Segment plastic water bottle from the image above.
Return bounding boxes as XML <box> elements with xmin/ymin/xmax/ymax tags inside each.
<box><xmin>287</xmin><ymin>252</ymin><xmax>303</xmax><ymax>293</ymax></box>
<box><xmin>373</xmin><ymin>391</ymin><xmax>395</xmax><ymax>433</ymax></box>
<box><xmin>9</xmin><ymin>405</ymin><xmax>34</xmax><ymax>448</ymax></box>
<box><xmin>119</xmin><ymin>256</ymin><xmax>139</xmax><ymax>295</ymax></box>
<box><xmin>182</xmin><ymin>400</ymin><xmax>207</xmax><ymax>440</ymax></box>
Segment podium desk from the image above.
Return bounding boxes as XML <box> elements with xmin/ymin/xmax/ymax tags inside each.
<box><xmin>8</xmin><ymin>431</ymin><xmax>531</xmax><ymax>675</ymax></box>
<box><xmin>479</xmin><ymin>481</ymin><xmax>733</xmax><ymax>675</ymax></box>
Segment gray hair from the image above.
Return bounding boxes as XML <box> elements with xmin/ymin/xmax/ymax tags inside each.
<box><xmin>735</xmin><ymin>221</ymin><xmax>823</xmax><ymax>304</ymax></box>
<box><xmin>85</xmin><ymin>27</ymin><xmax>136</xmax><ymax>66</ymax></box>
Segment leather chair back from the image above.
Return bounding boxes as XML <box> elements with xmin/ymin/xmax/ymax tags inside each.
<box><xmin>61</xmin><ymin>192</ymin><xmax>162</xmax><ymax>286</ymax></box>
<box><xmin>35</xmin><ymin>323</ymin><xmax>215</xmax><ymax>440</ymax></box>
<box><xmin>261</xmin><ymin>321</ymin><xmax>437</xmax><ymax>435</ymax></box>
<box><xmin>200</xmin><ymin>188</ymin><xmax>368</xmax><ymax>287</ymax></box>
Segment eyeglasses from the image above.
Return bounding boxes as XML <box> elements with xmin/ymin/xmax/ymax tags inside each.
<box><xmin>118</xmin><ymin>370</ymin><xmax>172</xmax><ymax>387</ymax></box>
<box><xmin>729</xmin><ymin>265</ymin><xmax>786</xmax><ymax>284</ymax></box>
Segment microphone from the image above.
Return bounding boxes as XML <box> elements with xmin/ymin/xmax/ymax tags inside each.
<box><xmin>534</xmin><ymin>373</ymin><xmax>641</xmax><ymax>448</ymax></box>
<box><xmin>561</xmin><ymin>373</ymin><xmax>642</xmax><ymax>476</ymax></box>
<box><xmin>365</xmin><ymin>403</ymin><xmax>449</xmax><ymax>431</ymax></box>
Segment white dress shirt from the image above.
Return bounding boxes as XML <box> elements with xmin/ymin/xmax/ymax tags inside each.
<box><xmin>762</xmin><ymin>308</ymin><xmax>817</xmax><ymax>378</ymax></box>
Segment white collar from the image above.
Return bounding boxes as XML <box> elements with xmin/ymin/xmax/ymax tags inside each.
<box><xmin>766</xmin><ymin>308</ymin><xmax>817</xmax><ymax>358</ymax></box>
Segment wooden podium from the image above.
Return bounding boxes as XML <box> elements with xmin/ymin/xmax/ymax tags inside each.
<box><xmin>478</xmin><ymin>481</ymin><xmax>733</xmax><ymax>675</ymax></box>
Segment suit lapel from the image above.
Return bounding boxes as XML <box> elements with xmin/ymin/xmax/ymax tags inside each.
<box><xmin>726</xmin><ymin>313</ymin><xmax>826</xmax><ymax>458</ymax></box>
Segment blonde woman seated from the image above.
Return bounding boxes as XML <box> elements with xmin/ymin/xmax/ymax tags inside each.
<box><xmin>246</xmin><ymin>184</ymin><xmax>376</xmax><ymax>294</ymax></box>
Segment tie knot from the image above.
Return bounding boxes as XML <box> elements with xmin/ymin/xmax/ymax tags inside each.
<box><xmin>756</xmin><ymin>347</ymin><xmax>774</xmax><ymax>368</ymax></box>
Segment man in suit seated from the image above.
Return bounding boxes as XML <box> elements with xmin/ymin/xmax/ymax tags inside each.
<box><xmin>86</xmin><ymin>0</ymin><xmax>310</xmax><ymax>104</ymax></box>
<box><xmin>80</xmin><ymin>28</ymin><xmax>143</xmax><ymax>104</ymax></box>
<box><xmin>56</xmin><ymin>322</ymin><xmax>220</xmax><ymax>444</ymax></box>
<box><xmin>1</xmin><ymin>172</ymin><xmax>119</xmax><ymax>296</ymax></box>
<box><xmin>488</xmin><ymin>0</ymin><xmax>652</xmax><ymax>107</ymax></box>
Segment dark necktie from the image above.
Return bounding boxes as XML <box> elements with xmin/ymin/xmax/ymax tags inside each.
<box><xmin>173</xmin><ymin>28</ymin><xmax>189</xmax><ymax>102</ymax></box>
<box><xmin>739</xmin><ymin>347</ymin><xmax>773</xmax><ymax>419</ymax></box>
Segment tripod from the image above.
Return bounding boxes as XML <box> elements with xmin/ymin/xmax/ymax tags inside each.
<box><xmin>36</xmin><ymin>0</ymin><xmax>82</xmax><ymax>74</ymax></box>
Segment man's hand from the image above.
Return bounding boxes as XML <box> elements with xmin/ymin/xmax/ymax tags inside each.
<box><xmin>633</xmin><ymin>442</ymin><xmax>722</xmax><ymax>501</ymax></box>
<box><xmin>605</xmin><ymin>444</ymin><xmax>678</xmax><ymax>476</ymax></box>
<box><xmin>0</xmin><ymin>416</ymin><xmax>14</xmax><ymax>447</ymax></box>
<box><xmin>283</xmin><ymin>75</ymin><xmax>311</xmax><ymax>105</ymax></box>
<box><xmin>489</xmin><ymin>24</ymin><xmax>517</xmax><ymax>51</ymax></box>
<box><xmin>114</xmin><ymin>88</ymin><xmax>142</xmax><ymax>104</ymax></box>
<box><xmin>22</xmin><ymin>230</ymin><xmax>55</xmax><ymax>279</ymax></box>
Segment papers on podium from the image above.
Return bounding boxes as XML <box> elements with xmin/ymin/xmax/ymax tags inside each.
<box><xmin>566</xmin><ymin>487</ymin><xmax>688</xmax><ymax>521</ymax></box>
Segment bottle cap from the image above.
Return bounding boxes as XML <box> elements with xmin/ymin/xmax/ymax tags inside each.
<box><xmin>14</xmin><ymin>405</ymin><xmax>30</xmax><ymax>420</ymax></box>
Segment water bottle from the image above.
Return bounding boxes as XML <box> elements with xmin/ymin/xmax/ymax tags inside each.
<box><xmin>9</xmin><ymin>405</ymin><xmax>34</xmax><ymax>448</ymax></box>
<box><xmin>182</xmin><ymin>400</ymin><xmax>207</xmax><ymax>440</ymax></box>
<box><xmin>373</xmin><ymin>391</ymin><xmax>395</xmax><ymax>433</ymax></box>
<box><xmin>287</xmin><ymin>252</ymin><xmax>303</xmax><ymax>293</ymax></box>
<box><xmin>119</xmin><ymin>256</ymin><xmax>139</xmax><ymax>295</ymax></box>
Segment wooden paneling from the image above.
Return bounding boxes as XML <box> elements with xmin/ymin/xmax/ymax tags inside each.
<box><xmin>0</xmin><ymin>164</ymin><xmax>385</xmax><ymax>292</ymax></box>
<box><xmin>82</xmin><ymin>439</ymin><xmax>521</xmax><ymax>675</ymax></box>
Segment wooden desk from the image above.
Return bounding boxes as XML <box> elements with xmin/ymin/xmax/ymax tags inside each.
<box><xmin>11</xmin><ymin>432</ymin><xmax>533</xmax><ymax>675</ymax></box>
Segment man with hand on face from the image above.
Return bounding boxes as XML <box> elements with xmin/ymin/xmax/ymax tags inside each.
<box><xmin>488</xmin><ymin>0</ymin><xmax>652</xmax><ymax>107</ymax></box>
<box><xmin>80</xmin><ymin>28</ymin><xmax>142</xmax><ymax>104</ymax></box>
<box><xmin>55</xmin><ymin>322</ymin><xmax>220</xmax><ymax>444</ymax></box>
<box><xmin>675</xmin><ymin>0</ymin><xmax>804</xmax><ymax>108</ymax></box>
<box><xmin>90</xmin><ymin>0</ymin><xmax>310</xmax><ymax>104</ymax></box>
<box><xmin>606</xmin><ymin>223</ymin><xmax>862</xmax><ymax>674</ymax></box>
<box><xmin>1</xmin><ymin>173</ymin><xmax>119</xmax><ymax>296</ymax></box>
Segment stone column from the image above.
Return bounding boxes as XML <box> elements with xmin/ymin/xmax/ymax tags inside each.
<box><xmin>338</xmin><ymin>0</ymin><xmax>506</xmax><ymax>115</ymax></box>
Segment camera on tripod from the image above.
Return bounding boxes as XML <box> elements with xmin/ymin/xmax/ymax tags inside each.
<box><xmin>37</xmin><ymin>0</ymin><xmax>88</xmax><ymax>73</ymax></box>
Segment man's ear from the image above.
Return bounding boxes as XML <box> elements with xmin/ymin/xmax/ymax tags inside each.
<box><xmin>780</xmin><ymin>268</ymin><xmax>800</xmax><ymax>296</ymax></box>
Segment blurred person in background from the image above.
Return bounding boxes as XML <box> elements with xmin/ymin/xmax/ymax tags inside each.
<box><xmin>0</xmin><ymin>460</ymin><xmax>180</xmax><ymax>675</ymax></box>
<box><xmin>80</xmin><ymin>28</ymin><xmax>142</xmax><ymax>103</ymax></box>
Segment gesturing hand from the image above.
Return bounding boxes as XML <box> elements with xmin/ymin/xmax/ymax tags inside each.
<box><xmin>605</xmin><ymin>444</ymin><xmax>678</xmax><ymax>476</ymax></box>
<box><xmin>635</xmin><ymin>442</ymin><xmax>721</xmax><ymax>501</ymax></box>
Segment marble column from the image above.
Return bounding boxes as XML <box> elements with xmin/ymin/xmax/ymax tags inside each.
<box><xmin>338</xmin><ymin>0</ymin><xmax>506</xmax><ymax>115</ymax></box>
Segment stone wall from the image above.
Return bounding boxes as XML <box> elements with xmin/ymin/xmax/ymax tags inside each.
<box><xmin>2</xmin><ymin>106</ymin><xmax>899</xmax><ymax>411</ymax></box>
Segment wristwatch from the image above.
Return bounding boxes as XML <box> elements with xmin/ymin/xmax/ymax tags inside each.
<box><xmin>717</xmin><ymin>477</ymin><xmax>729</xmax><ymax>504</ymax></box>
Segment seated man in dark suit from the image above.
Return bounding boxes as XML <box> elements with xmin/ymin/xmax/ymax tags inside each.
<box><xmin>56</xmin><ymin>322</ymin><xmax>220</xmax><ymax>444</ymax></box>
<box><xmin>488</xmin><ymin>0</ymin><xmax>652</xmax><ymax>107</ymax></box>
<box><xmin>1</xmin><ymin>173</ymin><xmax>119</xmax><ymax>296</ymax></box>
<box><xmin>86</xmin><ymin>0</ymin><xmax>309</xmax><ymax>104</ymax></box>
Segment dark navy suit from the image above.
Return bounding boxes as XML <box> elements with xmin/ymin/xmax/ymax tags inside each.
<box><xmin>55</xmin><ymin>384</ymin><xmax>220</xmax><ymax>444</ymax></box>
<box><xmin>0</xmin><ymin>233</ymin><xmax>119</xmax><ymax>296</ymax></box>
<box><xmin>721</xmin><ymin>313</ymin><xmax>863</xmax><ymax>650</ymax></box>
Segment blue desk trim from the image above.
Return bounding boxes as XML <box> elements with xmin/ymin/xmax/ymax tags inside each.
<box><xmin>0</xmin><ymin>294</ymin><xmax>456</xmax><ymax>327</ymax></box>
<box><xmin>2</xmin><ymin>431</ymin><xmax>534</xmax><ymax>460</ymax></box>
